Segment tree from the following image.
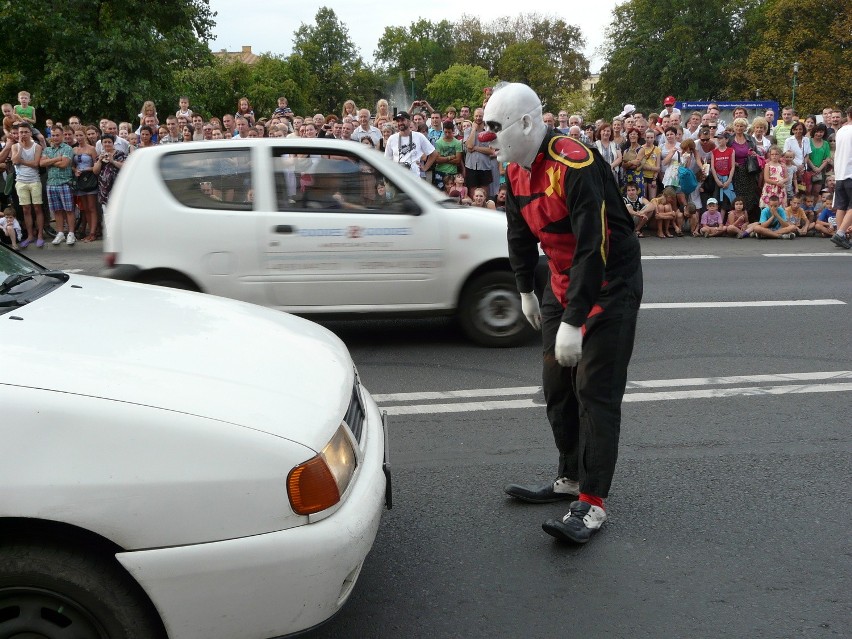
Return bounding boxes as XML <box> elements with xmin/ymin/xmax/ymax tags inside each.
<box><xmin>593</xmin><ymin>0</ymin><xmax>756</xmax><ymax>120</ymax></box>
<box><xmin>292</xmin><ymin>7</ymin><xmax>363</xmax><ymax>114</ymax></box>
<box><xmin>497</xmin><ymin>42</ymin><xmax>557</xmax><ymax>107</ymax></box>
<box><xmin>425</xmin><ymin>64</ymin><xmax>494</xmax><ymax>112</ymax></box>
<box><xmin>0</xmin><ymin>0</ymin><xmax>214</xmax><ymax>122</ymax></box>
<box><xmin>508</xmin><ymin>15</ymin><xmax>588</xmax><ymax>94</ymax></box>
<box><xmin>375</xmin><ymin>19</ymin><xmax>456</xmax><ymax>88</ymax></box>
<box><xmin>452</xmin><ymin>13</ymin><xmax>589</xmax><ymax>108</ymax></box>
<box><xmin>738</xmin><ymin>0</ymin><xmax>852</xmax><ymax>114</ymax></box>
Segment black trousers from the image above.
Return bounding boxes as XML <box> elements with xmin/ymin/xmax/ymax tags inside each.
<box><xmin>540</xmin><ymin>243</ymin><xmax>642</xmax><ymax>498</ymax></box>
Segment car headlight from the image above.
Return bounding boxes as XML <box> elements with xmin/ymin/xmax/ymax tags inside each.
<box><xmin>287</xmin><ymin>425</ymin><xmax>357</xmax><ymax>515</ymax></box>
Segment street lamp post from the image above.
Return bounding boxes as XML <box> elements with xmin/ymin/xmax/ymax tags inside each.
<box><xmin>409</xmin><ymin>68</ymin><xmax>416</xmax><ymax>103</ymax></box>
<box><xmin>791</xmin><ymin>62</ymin><xmax>800</xmax><ymax>112</ymax></box>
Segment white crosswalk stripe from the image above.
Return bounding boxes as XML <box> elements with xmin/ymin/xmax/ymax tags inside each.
<box><xmin>376</xmin><ymin>371</ymin><xmax>852</xmax><ymax>416</ymax></box>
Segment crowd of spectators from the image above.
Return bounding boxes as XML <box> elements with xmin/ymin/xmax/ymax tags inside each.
<box><xmin>1</xmin><ymin>87</ymin><xmax>849</xmax><ymax>250</ymax></box>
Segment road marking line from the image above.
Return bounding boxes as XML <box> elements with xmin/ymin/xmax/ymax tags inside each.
<box><xmin>374</xmin><ymin>386</ymin><xmax>540</xmax><ymax>402</ymax></box>
<box><xmin>762</xmin><ymin>253</ymin><xmax>851</xmax><ymax>257</ymax></box>
<box><xmin>642</xmin><ymin>255</ymin><xmax>719</xmax><ymax>260</ymax></box>
<box><xmin>381</xmin><ymin>382</ymin><xmax>852</xmax><ymax>415</ymax></box>
<box><xmin>641</xmin><ymin>299</ymin><xmax>844</xmax><ymax>309</ymax></box>
<box><xmin>373</xmin><ymin>371</ymin><xmax>852</xmax><ymax>403</ymax></box>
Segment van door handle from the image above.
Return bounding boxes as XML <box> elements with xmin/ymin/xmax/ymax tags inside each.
<box><xmin>275</xmin><ymin>225</ymin><xmax>296</xmax><ymax>234</ymax></box>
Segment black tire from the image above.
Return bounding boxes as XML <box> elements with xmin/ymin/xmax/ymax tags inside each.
<box><xmin>0</xmin><ymin>542</ymin><xmax>166</xmax><ymax>639</ymax></box>
<box><xmin>458</xmin><ymin>271</ymin><xmax>534</xmax><ymax>347</ymax></box>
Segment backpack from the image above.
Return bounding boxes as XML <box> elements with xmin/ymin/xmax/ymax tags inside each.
<box><xmin>678</xmin><ymin>165</ymin><xmax>699</xmax><ymax>194</ymax></box>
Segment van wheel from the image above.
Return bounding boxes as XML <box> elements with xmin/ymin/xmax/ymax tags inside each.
<box><xmin>458</xmin><ymin>271</ymin><xmax>533</xmax><ymax>347</ymax></box>
<box><xmin>0</xmin><ymin>543</ymin><xmax>166</xmax><ymax>639</ymax></box>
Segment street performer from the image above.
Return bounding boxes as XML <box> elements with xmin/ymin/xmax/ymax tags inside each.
<box><xmin>483</xmin><ymin>82</ymin><xmax>643</xmax><ymax>544</ymax></box>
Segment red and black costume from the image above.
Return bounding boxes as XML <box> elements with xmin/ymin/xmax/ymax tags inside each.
<box><xmin>505</xmin><ymin>131</ymin><xmax>643</xmax><ymax>497</ymax></box>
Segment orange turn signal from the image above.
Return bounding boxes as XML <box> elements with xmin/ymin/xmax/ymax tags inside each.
<box><xmin>287</xmin><ymin>455</ymin><xmax>341</xmax><ymax>515</ymax></box>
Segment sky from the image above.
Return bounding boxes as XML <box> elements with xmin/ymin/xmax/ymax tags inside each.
<box><xmin>207</xmin><ymin>1</ymin><xmax>622</xmax><ymax>75</ymax></box>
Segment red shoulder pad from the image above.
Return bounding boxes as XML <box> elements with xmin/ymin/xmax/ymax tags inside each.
<box><xmin>547</xmin><ymin>137</ymin><xmax>593</xmax><ymax>169</ymax></box>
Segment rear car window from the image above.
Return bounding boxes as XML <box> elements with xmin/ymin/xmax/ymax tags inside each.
<box><xmin>160</xmin><ymin>149</ymin><xmax>253</xmax><ymax>210</ymax></box>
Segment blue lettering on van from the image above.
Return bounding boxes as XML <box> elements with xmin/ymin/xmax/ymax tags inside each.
<box><xmin>298</xmin><ymin>228</ymin><xmax>346</xmax><ymax>237</ymax></box>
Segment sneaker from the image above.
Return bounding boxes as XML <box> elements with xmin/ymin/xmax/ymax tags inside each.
<box><xmin>35</xmin><ymin>239</ymin><xmax>45</xmax><ymax>248</ymax></box>
<box><xmin>52</xmin><ymin>232</ymin><xmax>65</xmax><ymax>245</ymax></box>
<box><xmin>66</xmin><ymin>232</ymin><xmax>76</xmax><ymax>246</ymax></box>
<box><xmin>738</xmin><ymin>231</ymin><xmax>749</xmax><ymax>239</ymax></box>
<box><xmin>542</xmin><ymin>500</ymin><xmax>607</xmax><ymax>544</ymax></box>
<box><xmin>830</xmin><ymin>233</ymin><xmax>852</xmax><ymax>249</ymax></box>
<box><xmin>19</xmin><ymin>239</ymin><xmax>30</xmax><ymax>249</ymax></box>
<box><xmin>781</xmin><ymin>233</ymin><xmax>795</xmax><ymax>240</ymax></box>
<box><xmin>504</xmin><ymin>477</ymin><xmax>579</xmax><ymax>503</ymax></box>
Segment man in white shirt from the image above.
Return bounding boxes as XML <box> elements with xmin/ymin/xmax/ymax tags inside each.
<box><xmin>384</xmin><ymin>111</ymin><xmax>438</xmax><ymax>177</ymax></box>
<box><xmin>96</xmin><ymin>121</ymin><xmax>130</xmax><ymax>155</ymax></box>
<box><xmin>351</xmin><ymin>109</ymin><xmax>381</xmax><ymax>146</ymax></box>
<box><xmin>829</xmin><ymin>105</ymin><xmax>852</xmax><ymax>249</ymax></box>
<box><xmin>661</xmin><ymin>95</ymin><xmax>681</xmax><ymax>119</ymax></box>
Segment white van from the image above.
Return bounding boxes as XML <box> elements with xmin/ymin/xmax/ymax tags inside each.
<box><xmin>102</xmin><ymin>139</ymin><xmax>539</xmax><ymax>346</ymax></box>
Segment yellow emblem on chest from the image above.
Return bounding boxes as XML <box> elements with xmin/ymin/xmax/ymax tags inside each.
<box><xmin>545</xmin><ymin>166</ymin><xmax>563</xmax><ymax>198</ymax></box>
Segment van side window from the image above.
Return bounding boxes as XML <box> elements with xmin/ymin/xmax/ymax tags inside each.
<box><xmin>160</xmin><ymin>149</ymin><xmax>253</xmax><ymax>210</ymax></box>
<box><xmin>273</xmin><ymin>150</ymin><xmax>387</xmax><ymax>212</ymax></box>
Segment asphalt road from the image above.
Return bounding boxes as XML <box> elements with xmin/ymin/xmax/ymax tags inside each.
<box><xmin>33</xmin><ymin>237</ymin><xmax>852</xmax><ymax>638</ymax></box>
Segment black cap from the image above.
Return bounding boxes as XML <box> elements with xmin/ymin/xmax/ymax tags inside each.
<box><xmin>394</xmin><ymin>111</ymin><xmax>410</xmax><ymax>120</ymax></box>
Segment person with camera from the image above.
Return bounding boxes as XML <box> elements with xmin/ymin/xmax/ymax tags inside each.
<box><xmin>384</xmin><ymin>111</ymin><xmax>438</xmax><ymax>178</ymax></box>
<box><xmin>92</xmin><ymin>134</ymin><xmax>125</xmax><ymax>214</ymax></box>
<box><xmin>464</xmin><ymin>107</ymin><xmax>497</xmax><ymax>193</ymax></box>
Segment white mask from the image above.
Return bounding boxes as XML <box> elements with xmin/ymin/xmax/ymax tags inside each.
<box><xmin>483</xmin><ymin>83</ymin><xmax>547</xmax><ymax>168</ymax></box>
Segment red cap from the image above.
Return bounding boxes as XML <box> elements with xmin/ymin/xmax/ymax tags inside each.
<box><xmin>664</xmin><ymin>95</ymin><xmax>676</xmax><ymax>106</ymax></box>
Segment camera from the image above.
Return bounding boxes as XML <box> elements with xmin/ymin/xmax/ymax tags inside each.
<box><xmin>400</xmin><ymin>162</ymin><xmax>411</xmax><ymax>169</ymax></box>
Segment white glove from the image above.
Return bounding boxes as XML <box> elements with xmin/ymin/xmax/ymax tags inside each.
<box><xmin>555</xmin><ymin>322</ymin><xmax>583</xmax><ymax>367</ymax></box>
<box><xmin>519</xmin><ymin>292</ymin><xmax>541</xmax><ymax>330</ymax></box>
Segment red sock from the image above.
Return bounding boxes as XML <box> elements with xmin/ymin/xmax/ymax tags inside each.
<box><xmin>579</xmin><ymin>493</ymin><xmax>604</xmax><ymax>510</ymax></box>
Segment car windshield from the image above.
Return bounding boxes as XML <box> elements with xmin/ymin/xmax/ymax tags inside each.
<box><xmin>0</xmin><ymin>245</ymin><xmax>68</xmax><ymax>311</ymax></box>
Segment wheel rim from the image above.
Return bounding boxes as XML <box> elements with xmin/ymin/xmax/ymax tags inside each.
<box><xmin>0</xmin><ymin>587</ymin><xmax>109</xmax><ymax>639</ymax></box>
<box><xmin>473</xmin><ymin>286</ymin><xmax>522</xmax><ymax>337</ymax></box>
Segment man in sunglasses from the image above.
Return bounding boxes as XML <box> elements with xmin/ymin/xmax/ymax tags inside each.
<box><xmin>484</xmin><ymin>82</ymin><xmax>643</xmax><ymax>546</ymax></box>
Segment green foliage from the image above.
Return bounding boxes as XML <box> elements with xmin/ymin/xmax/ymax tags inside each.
<box><xmin>375</xmin><ymin>19</ymin><xmax>456</xmax><ymax>88</ymax></box>
<box><xmin>738</xmin><ymin>0</ymin><xmax>851</xmax><ymax>114</ymax></box>
<box><xmin>0</xmin><ymin>0</ymin><xmax>214</xmax><ymax>123</ymax></box>
<box><xmin>175</xmin><ymin>55</ymin><xmax>308</xmax><ymax>121</ymax></box>
<box><xmin>293</xmin><ymin>7</ymin><xmax>363</xmax><ymax>114</ymax></box>
<box><xmin>593</xmin><ymin>0</ymin><xmax>756</xmax><ymax>120</ymax></box>
<box><xmin>425</xmin><ymin>64</ymin><xmax>494</xmax><ymax>112</ymax></box>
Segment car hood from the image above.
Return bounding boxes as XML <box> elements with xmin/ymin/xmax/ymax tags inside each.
<box><xmin>2</xmin><ymin>275</ymin><xmax>354</xmax><ymax>450</ymax></box>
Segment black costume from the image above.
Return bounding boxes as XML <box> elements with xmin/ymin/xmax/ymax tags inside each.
<box><xmin>505</xmin><ymin>132</ymin><xmax>643</xmax><ymax>497</ymax></box>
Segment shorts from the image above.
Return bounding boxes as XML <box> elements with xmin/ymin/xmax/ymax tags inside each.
<box><xmin>15</xmin><ymin>181</ymin><xmax>42</xmax><ymax>205</ymax></box>
<box><xmin>47</xmin><ymin>184</ymin><xmax>74</xmax><ymax>213</ymax></box>
<box><xmin>465</xmin><ymin>168</ymin><xmax>492</xmax><ymax>189</ymax></box>
<box><xmin>834</xmin><ymin>178</ymin><xmax>852</xmax><ymax>211</ymax></box>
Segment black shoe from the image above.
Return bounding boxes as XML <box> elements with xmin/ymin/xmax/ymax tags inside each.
<box><xmin>542</xmin><ymin>500</ymin><xmax>607</xmax><ymax>544</ymax></box>
<box><xmin>504</xmin><ymin>477</ymin><xmax>579</xmax><ymax>503</ymax></box>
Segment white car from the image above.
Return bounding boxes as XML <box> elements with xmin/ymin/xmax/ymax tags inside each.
<box><xmin>102</xmin><ymin>139</ymin><xmax>537</xmax><ymax>347</ymax></box>
<box><xmin>0</xmin><ymin>243</ymin><xmax>390</xmax><ymax>639</ymax></box>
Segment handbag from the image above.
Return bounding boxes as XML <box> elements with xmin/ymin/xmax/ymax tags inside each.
<box><xmin>76</xmin><ymin>171</ymin><xmax>98</xmax><ymax>192</ymax></box>
<box><xmin>677</xmin><ymin>165</ymin><xmax>699</xmax><ymax>194</ymax></box>
<box><xmin>662</xmin><ymin>152</ymin><xmax>680</xmax><ymax>188</ymax></box>
<box><xmin>746</xmin><ymin>154</ymin><xmax>761</xmax><ymax>174</ymax></box>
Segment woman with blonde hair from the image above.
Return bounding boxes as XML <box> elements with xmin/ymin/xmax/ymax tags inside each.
<box><xmin>730</xmin><ymin>116</ymin><xmax>760</xmax><ymax>218</ymax></box>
